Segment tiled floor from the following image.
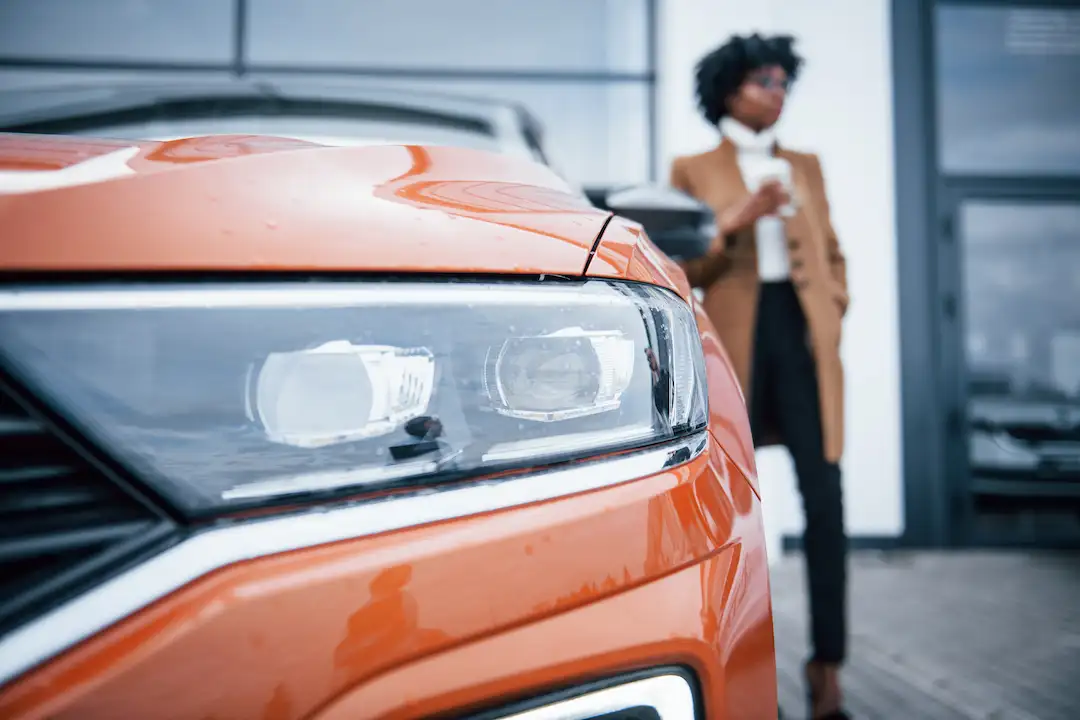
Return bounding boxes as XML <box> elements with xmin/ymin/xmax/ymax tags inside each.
<box><xmin>770</xmin><ymin>551</ymin><xmax>1080</xmax><ymax>720</ymax></box>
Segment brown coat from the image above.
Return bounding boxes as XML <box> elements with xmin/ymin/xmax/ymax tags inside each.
<box><xmin>671</xmin><ymin>139</ymin><xmax>848</xmax><ymax>462</ymax></box>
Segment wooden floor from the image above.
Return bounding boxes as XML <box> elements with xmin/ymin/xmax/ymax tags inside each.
<box><xmin>770</xmin><ymin>551</ymin><xmax>1080</xmax><ymax>720</ymax></box>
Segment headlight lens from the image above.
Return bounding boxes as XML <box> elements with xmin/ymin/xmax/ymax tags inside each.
<box><xmin>486</xmin><ymin>328</ymin><xmax>636</xmax><ymax>422</ymax></box>
<box><xmin>0</xmin><ymin>280</ymin><xmax>707</xmax><ymax>515</ymax></box>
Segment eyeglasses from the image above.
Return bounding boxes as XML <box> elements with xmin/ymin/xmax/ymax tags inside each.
<box><xmin>748</xmin><ymin>74</ymin><xmax>792</xmax><ymax>92</ymax></box>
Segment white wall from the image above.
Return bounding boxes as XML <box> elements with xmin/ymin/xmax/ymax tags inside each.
<box><xmin>658</xmin><ymin>0</ymin><xmax>904</xmax><ymax>539</ymax></box>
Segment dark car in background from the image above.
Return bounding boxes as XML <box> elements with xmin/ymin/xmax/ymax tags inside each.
<box><xmin>0</xmin><ymin>78</ymin><xmax>551</xmax><ymax>158</ymax></box>
<box><xmin>0</xmin><ymin>78</ymin><xmax>712</xmax><ymax>258</ymax></box>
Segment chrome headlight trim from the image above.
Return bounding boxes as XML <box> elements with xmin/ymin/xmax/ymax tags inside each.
<box><xmin>0</xmin><ymin>431</ymin><xmax>707</xmax><ymax>687</ymax></box>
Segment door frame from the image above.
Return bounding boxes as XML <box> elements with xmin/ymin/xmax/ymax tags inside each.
<box><xmin>891</xmin><ymin>0</ymin><xmax>1080</xmax><ymax>548</ymax></box>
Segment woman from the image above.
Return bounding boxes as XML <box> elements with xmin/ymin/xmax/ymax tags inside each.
<box><xmin>670</xmin><ymin>34</ymin><xmax>850</xmax><ymax>720</ymax></box>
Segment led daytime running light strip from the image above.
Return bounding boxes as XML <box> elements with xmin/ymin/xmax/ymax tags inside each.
<box><xmin>0</xmin><ymin>284</ymin><xmax>643</xmax><ymax>311</ymax></box>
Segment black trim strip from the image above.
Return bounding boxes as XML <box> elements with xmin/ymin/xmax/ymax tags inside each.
<box><xmin>582</xmin><ymin>212</ymin><xmax>618</xmax><ymax>276</ymax></box>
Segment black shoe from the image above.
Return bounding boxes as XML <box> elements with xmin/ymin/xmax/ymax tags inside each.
<box><xmin>805</xmin><ymin>660</ymin><xmax>850</xmax><ymax>720</ymax></box>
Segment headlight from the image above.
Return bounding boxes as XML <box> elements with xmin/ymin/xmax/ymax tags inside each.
<box><xmin>0</xmin><ymin>280</ymin><xmax>707</xmax><ymax>516</ymax></box>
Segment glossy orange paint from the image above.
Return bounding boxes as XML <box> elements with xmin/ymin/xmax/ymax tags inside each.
<box><xmin>0</xmin><ymin>134</ymin><xmax>607</xmax><ymax>276</ymax></box>
<box><xmin>0</xmin><ymin>132</ymin><xmax>776</xmax><ymax>718</ymax></box>
<box><xmin>134</xmin><ymin>134</ymin><xmax>327</xmax><ymax>167</ymax></box>
<box><xmin>587</xmin><ymin>214</ymin><xmax>692</xmax><ymax>302</ymax></box>
<box><xmin>0</xmin><ymin>134</ymin><xmax>138</xmax><ymax>172</ymax></box>
<box><xmin>0</xmin><ymin>436</ymin><xmax>775</xmax><ymax>720</ymax></box>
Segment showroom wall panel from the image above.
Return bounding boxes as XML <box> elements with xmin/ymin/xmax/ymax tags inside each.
<box><xmin>0</xmin><ymin>0</ymin><xmax>656</xmax><ymax>186</ymax></box>
<box><xmin>0</xmin><ymin>0</ymin><xmax>235</xmax><ymax>64</ymax></box>
<box><xmin>247</xmin><ymin>0</ymin><xmax>650</xmax><ymax>74</ymax></box>
<box><xmin>245</xmin><ymin>73</ymin><xmax>650</xmax><ymax>186</ymax></box>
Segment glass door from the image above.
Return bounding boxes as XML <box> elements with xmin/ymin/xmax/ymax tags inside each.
<box><xmin>933</xmin><ymin>1</ymin><xmax>1080</xmax><ymax>546</ymax></box>
<box><xmin>942</xmin><ymin>196</ymin><xmax>1080</xmax><ymax>544</ymax></box>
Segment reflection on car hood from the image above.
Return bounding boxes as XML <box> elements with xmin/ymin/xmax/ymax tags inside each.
<box><xmin>0</xmin><ymin>133</ymin><xmax>607</xmax><ymax>276</ymax></box>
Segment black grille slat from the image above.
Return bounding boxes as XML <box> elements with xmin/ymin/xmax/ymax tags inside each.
<box><xmin>1</xmin><ymin>481</ymin><xmax>108</xmax><ymax>513</ymax></box>
<box><xmin>5</xmin><ymin>504</ymin><xmax>150</xmax><ymax>531</ymax></box>
<box><xmin>0</xmin><ymin>465</ymin><xmax>76</xmax><ymax>485</ymax></box>
<box><xmin>0</xmin><ymin>380</ymin><xmax>174</xmax><ymax>636</ymax></box>
<box><xmin>0</xmin><ymin>417</ymin><xmax>43</xmax><ymax>436</ymax></box>
<box><xmin>0</xmin><ymin>521</ymin><xmax>156</xmax><ymax>563</ymax></box>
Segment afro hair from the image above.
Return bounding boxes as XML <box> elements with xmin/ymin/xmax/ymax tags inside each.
<box><xmin>694</xmin><ymin>33</ymin><xmax>803</xmax><ymax>126</ymax></box>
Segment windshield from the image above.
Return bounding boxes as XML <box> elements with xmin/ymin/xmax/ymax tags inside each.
<box><xmin>64</xmin><ymin>113</ymin><xmax>505</xmax><ymax>153</ymax></box>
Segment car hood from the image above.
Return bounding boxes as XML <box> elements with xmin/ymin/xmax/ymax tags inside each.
<box><xmin>0</xmin><ymin>133</ymin><xmax>609</xmax><ymax>275</ymax></box>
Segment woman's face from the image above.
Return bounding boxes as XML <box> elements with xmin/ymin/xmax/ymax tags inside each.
<box><xmin>727</xmin><ymin>64</ymin><xmax>790</xmax><ymax>131</ymax></box>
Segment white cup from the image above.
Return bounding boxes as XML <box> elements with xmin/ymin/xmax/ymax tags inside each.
<box><xmin>758</xmin><ymin>159</ymin><xmax>798</xmax><ymax>217</ymax></box>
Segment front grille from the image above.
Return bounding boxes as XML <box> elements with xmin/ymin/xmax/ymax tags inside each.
<box><xmin>0</xmin><ymin>381</ymin><xmax>174</xmax><ymax>636</ymax></box>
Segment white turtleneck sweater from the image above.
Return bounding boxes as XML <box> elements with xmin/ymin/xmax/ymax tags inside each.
<box><xmin>719</xmin><ymin>116</ymin><xmax>793</xmax><ymax>282</ymax></box>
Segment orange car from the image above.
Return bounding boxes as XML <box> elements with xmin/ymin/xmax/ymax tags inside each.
<box><xmin>0</xmin><ymin>88</ymin><xmax>776</xmax><ymax>720</ymax></box>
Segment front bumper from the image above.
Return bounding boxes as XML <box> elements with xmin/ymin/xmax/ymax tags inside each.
<box><xmin>0</xmin><ymin>432</ymin><xmax>776</xmax><ymax>720</ymax></box>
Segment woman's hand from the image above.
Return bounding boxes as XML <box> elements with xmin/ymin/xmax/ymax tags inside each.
<box><xmin>720</xmin><ymin>179</ymin><xmax>790</xmax><ymax>235</ymax></box>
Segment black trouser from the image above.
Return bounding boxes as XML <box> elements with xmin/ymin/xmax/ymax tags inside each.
<box><xmin>749</xmin><ymin>280</ymin><xmax>848</xmax><ymax>665</ymax></box>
